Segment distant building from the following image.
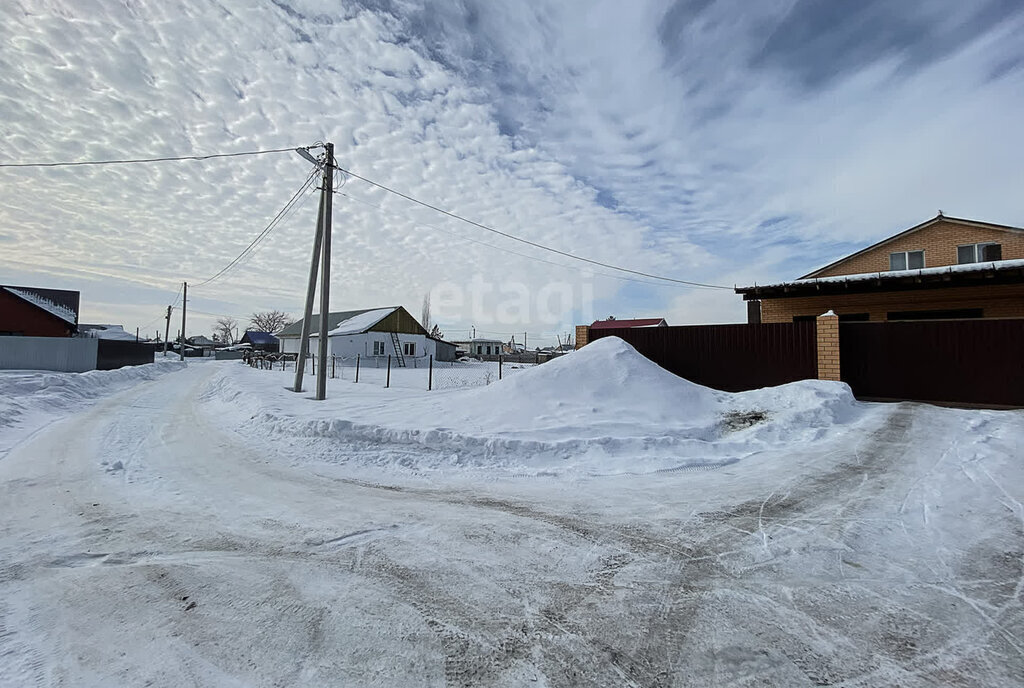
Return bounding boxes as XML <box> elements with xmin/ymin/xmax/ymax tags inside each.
<box><xmin>79</xmin><ymin>324</ymin><xmax>138</xmax><ymax>341</ymax></box>
<box><xmin>239</xmin><ymin>330</ymin><xmax>279</xmax><ymax>352</ymax></box>
<box><xmin>0</xmin><ymin>285</ymin><xmax>80</xmax><ymax>337</ymax></box>
<box><xmin>276</xmin><ymin>306</ymin><xmax>456</xmax><ymax>363</ymax></box>
<box><xmin>451</xmin><ymin>338</ymin><xmax>504</xmax><ymax>357</ymax></box>
<box><xmin>576</xmin><ymin>316</ymin><xmax>667</xmax><ymax>349</ymax></box>
<box><xmin>589</xmin><ymin>317</ymin><xmax>667</xmax><ymax>330</ymax></box>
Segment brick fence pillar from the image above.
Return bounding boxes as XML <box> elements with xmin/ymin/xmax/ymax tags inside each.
<box><xmin>575</xmin><ymin>325</ymin><xmax>589</xmax><ymax>349</ymax></box>
<box><xmin>816</xmin><ymin>311</ymin><xmax>840</xmax><ymax>381</ymax></box>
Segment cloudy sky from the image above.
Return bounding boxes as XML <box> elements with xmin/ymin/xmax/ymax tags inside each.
<box><xmin>2</xmin><ymin>0</ymin><xmax>1023</xmax><ymax>344</ymax></box>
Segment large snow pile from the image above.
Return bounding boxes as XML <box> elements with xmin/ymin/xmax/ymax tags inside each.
<box><xmin>0</xmin><ymin>359</ymin><xmax>185</xmax><ymax>458</ymax></box>
<box><xmin>202</xmin><ymin>337</ymin><xmax>864</xmax><ymax>475</ymax></box>
<box><xmin>444</xmin><ymin>336</ymin><xmax>720</xmax><ymax>439</ymax></box>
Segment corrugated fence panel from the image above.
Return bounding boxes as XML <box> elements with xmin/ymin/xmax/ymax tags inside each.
<box><xmin>840</xmin><ymin>319</ymin><xmax>1024</xmax><ymax>406</ymax></box>
<box><xmin>588</xmin><ymin>323</ymin><xmax>817</xmax><ymax>392</ymax></box>
<box><xmin>96</xmin><ymin>340</ymin><xmax>155</xmax><ymax>370</ymax></box>
<box><xmin>0</xmin><ymin>336</ymin><xmax>98</xmax><ymax>372</ymax></box>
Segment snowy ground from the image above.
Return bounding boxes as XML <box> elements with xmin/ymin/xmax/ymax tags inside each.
<box><xmin>1</xmin><ymin>339</ymin><xmax>1023</xmax><ymax>686</ymax></box>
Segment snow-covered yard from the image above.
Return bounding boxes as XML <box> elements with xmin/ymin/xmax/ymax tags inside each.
<box><xmin>1</xmin><ymin>338</ymin><xmax>1023</xmax><ymax>686</ymax></box>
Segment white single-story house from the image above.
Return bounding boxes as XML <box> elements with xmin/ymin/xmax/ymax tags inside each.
<box><xmin>451</xmin><ymin>338</ymin><xmax>505</xmax><ymax>357</ymax></box>
<box><xmin>276</xmin><ymin>306</ymin><xmax>457</xmax><ymax>363</ymax></box>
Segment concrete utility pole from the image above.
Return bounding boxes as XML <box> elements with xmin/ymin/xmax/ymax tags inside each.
<box><xmin>315</xmin><ymin>142</ymin><xmax>334</xmax><ymax>401</ymax></box>
<box><xmin>292</xmin><ymin>142</ymin><xmax>334</xmax><ymax>400</ymax></box>
<box><xmin>163</xmin><ymin>305</ymin><xmax>172</xmax><ymax>355</ymax></box>
<box><xmin>293</xmin><ymin>172</ymin><xmax>327</xmax><ymax>393</ymax></box>
<box><xmin>179</xmin><ymin>281</ymin><xmax>187</xmax><ymax>362</ymax></box>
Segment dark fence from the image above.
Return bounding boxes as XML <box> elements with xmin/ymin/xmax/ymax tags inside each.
<box><xmin>588</xmin><ymin>323</ymin><xmax>817</xmax><ymax>392</ymax></box>
<box><xmin>840</xmin><ymin>319</ymin><xmax>1024</xmax><ymax>406</ymax></box>
<box><xmin>474</xmin><ymin>352</ymin><xmax>568</xmax><ymax>364</ymax></box>
<box><xmin>96</xmin><ymin>340</ymin><xmax>155</xmax><ymax>370</ymax></box>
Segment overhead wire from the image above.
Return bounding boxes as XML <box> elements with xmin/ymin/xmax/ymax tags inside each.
<box><xmin>0</xmin><ymin>145</ymin><xmax>315</xmax><ymax>168</ymax></box>
<box><xmin>191</xmin><ymin>166</ymin><xmax>319</xmax><ymax>288</ymax></box>
<box><xmin>334</xmin><ymin>165</ymin><xmax>732</xmax><ymax>290</ymax></box>
<box><xmin>338</xmin><ymin>189</ymin><xmax>690</xmax><ymax>290</ymax></box>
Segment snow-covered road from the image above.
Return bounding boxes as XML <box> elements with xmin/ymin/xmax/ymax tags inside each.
<box><xmin>2</xmin><ymin>358</ymin><xmax>1023</xmax><ymax>686</ymax></box>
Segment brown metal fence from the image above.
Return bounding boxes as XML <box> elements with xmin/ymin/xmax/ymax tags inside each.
<box><xmin>96</xmin><ymin>339</ymin><xmax>155</xmax><ymax>370</ymax></box>
<box><xmin>840</xmin><ymin>319</ymin><xmax>1024</xmax><ymax>406</ymax></box>
<box><xmin>587</xmin><ymin>323</ymin><xmax>817</xmax><ymax>392</ymax></box>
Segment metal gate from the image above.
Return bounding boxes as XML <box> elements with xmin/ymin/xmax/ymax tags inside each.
<box><xmin>588</xmin><ymin>322</ymin><xmax>817</xmax><ymax>392</ymax></box>
<box><xmin>840</xmin><ymin>319</ymin><xmax>1024</xmax><ymax>406</ymax></box>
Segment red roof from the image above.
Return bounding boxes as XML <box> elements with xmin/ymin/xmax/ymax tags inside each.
<box><xmin>590</xmin><ymin>318</ymin><xmax>666</xmax><ymax>330</ymax></box>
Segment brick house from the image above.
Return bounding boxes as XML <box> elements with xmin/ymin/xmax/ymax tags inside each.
<box><xmin>0</xmin><ymin>285</ymin><xmax>80</xmax><ymax>336</ymax></box>
<box><xmin>736</xmin><ymin>214</ymin><xmax>1024</xmax><ymax>323</ymax></box>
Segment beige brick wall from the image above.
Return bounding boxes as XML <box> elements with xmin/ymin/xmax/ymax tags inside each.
<box><xmin>811</xmin><ymin>221</ymin><xmax>1024</xmax><ymax>278</ymax></box>
<box><xmin>759</xmin><ymin>283</ymin><xmax>1024</xmax><ymax>323</ymax></box>
<box><xmin>815</xmin><ymin>313</ymin><xmax>840</xmax><ymax>381</ymax></box>
<box><xmin>575</xmin><ymin>325</ymin><xmax>589</xmax><ymax>349</ymax></box>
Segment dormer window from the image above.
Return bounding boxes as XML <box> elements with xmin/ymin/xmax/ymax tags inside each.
<box><xmin>890</xmin><ymin>250</ymin><xmax>924</xmax><ymax>271</ymax></box>
<box><xmin>957</xmin><ymin>242</ymin><xmax>1001</xmax><ymax>264</ymax></box>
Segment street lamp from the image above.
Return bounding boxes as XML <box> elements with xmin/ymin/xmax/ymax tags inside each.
<box><xmin>295</xmin><ymin>146</ymin><xmax>322</xmax><ymax>166</ymax></box>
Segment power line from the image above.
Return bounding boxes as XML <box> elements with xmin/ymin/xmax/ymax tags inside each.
<box><xmin>191</xmin><ymin>167</ymin><xmax>319</xmax><ymax>288</ymax></box>
<box><xmin>335</xmin><ymin>165</ymin><xmax>731</xmax><ymax>290</ymax></box>
<box><xmin>0</xmin><ymin>145</ymin><xmax>315</xmax><ymax>168</ymax></box>
<box><xmin>338</xmin><ymin>190</ymin><xmax>689</xmax><ymax>289</ymax></box>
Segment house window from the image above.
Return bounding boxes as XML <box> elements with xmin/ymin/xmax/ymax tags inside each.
<box><xmin>403</xmin><ymin>342</ymin><xmax>415</xmax><ymax>356</ymax></box>
<box><xmin>957</xmin><ymin>242</ymin><xmax>1001</xmax><ymax>264</ymax></box>
<box><xmin>476</xmin><ymin>345</ymin><xmax>482</xmax><ymax>355</ymax></box>
<box><xmin>889</xmin><ymin>250</ymin><xmax>924</xmax><ymax>271</ymax></box>
<box><xmin>373</xmin><ymin>341</ymin><xmax>386</xmax><ymax>355</ymax></box>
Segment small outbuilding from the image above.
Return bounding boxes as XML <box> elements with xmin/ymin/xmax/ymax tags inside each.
<box><xmin>239</xmin><ymin>330</ymin><xmax>279</xmax><ymax>352</ymax></box>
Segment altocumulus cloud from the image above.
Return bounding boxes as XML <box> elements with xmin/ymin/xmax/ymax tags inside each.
<box><xmin>0</xmin><ymin>0</ymin><xmax>1022</xmax><ymax>338</ymax></box>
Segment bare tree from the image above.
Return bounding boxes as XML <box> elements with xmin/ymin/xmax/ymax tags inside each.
<box><xmin>421</xmin><ymin>292</ymin><xmax>432</xmax><ymax>333</ymax></box>
<box><xmin>214</xmin><ymin>317</ymin><xmax>237</xmax><ymax>344</ymax></box>
<box><xmin>249</xmin><ymin>310</ymin><xmax>293</xmax><ymax>333</ymax></box>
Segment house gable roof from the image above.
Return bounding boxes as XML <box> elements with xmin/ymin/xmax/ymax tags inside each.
<box><xmin>590</xmin><ymin>317</ymin><xmax>667</xmax><ymax>330</ymax></box>
<box><xmin>240</xmin><ymin>331</ymin><xmax>279</xmax><ymax>345</ymax></box>
<box><xmin>277</xmin><ymin>306</ymin><xmax>426</xmax><ymax>338</ymax></box>
<box><xmin>277</xmin><ymin>308</ymin><xmax>385</xmax><ymax>338</ymax></box>
<box><xmin>801</xmin><ymin>214</ymin><xmax>1024</xmax><ymax>279</ymax></box>
<box><xmin>736</xmin><ymin>257</ymin><xmax>1024</xmax><ymax>300</ymax></box>
<box><xmin>2</xmin><ymin>285</ymin><xmax>80</xmax><ymax>327</ymax></box>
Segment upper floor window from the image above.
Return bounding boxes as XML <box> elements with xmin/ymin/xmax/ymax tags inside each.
<box><xmin>957</xmin><ymin>242</ymin><xmax>1001</xmax><ymax>264</ymax></box>
<box><xmin>890</xmin><ymin>250</ymin><xmax>924</xmax><ymax>271</ymax></box>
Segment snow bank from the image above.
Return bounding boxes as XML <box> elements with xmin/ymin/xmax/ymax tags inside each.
<box><xmin>0</xmin><ymin>359</ymin><xmax>185</xmax><ymax>457</ymax></box>
<box><xmin>201</xmin><ymin>337</ymin><xmax>865</xmax><ymax>476</ymax></box>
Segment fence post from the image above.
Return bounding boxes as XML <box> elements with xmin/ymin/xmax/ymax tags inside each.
<box><xmin>816</xmin><ymin>310</ymin><xmax>841</xmax><ymax>381</ymax></box>
<box><xmin>331</xmin><ymin>354</ymin><xmax>335</xmax><ymax>379</ymax></box>
<box><xmin>428</xmin><ymin>355</ymin><xmax>433</xmax><ymax>391</ymax></box>
<box><xmin>386</xmin><ymin>355</ymin><xmax>391</xmax><ymax>388</ymax></box>
<box><xmin>499</xmin><ymin>354</ymin><xmax>503</xmax><ymax>380</ymax></box>
<box><xmin>355</xmin><ymin>354</ymin><xmax>360</xmax><ymax>383</ymax></box>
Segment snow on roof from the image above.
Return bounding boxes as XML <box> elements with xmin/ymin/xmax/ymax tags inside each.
<box><xmin>740</xmin><ymin>258</ymin><xmax>1024</xmax><ymax>291</ymax></box>
<box><xmin>242</xmin><ymin>331</ymin><xmax>278</xmax><ymax>344</ymax></box>
<box><xmin>4</xmin><ymin>287</ymin><xmax>77</xmax><ymax>325</ymax></box>
<box><xmin>85</xmin><ymin>325</ymin><xmax>138</xmax><ymax>341</ymax></box>
<box><xmin>326</xmin><ymin>307</ymin><xmax>396</xmax><ymax>336</ymax></box>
